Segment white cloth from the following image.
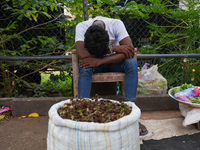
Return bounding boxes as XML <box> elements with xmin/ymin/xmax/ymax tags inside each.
<box><xmin>179</xmin><ymin>103</ymin><xmax>200</xmax><ymax>126</ymax></box>
<box><xmin>47</xmin><ymin>99</ymin><xmax>141</xmax><ymax>150</ymax></box>
<box><xmin>75</xmin><ymin>16</ymin><xmax>129</xmax><ymax>46</ymax></box>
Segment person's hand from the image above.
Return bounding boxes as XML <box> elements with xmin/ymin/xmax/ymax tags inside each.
<box><xmin>80</xmin><ymin>57</ymin><xmax>101</xmax><ymax>68</ymax></box>
<box><xmin>113</xmin><ymin>45</ymin><xmax>137</xmax><ymax>58</ymax></box>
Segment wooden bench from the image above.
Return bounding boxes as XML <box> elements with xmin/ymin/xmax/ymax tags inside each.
<box><xmin>71</xmin><ymin>49</ymin><xmax>137</xmax><ymax>98</ymax></box>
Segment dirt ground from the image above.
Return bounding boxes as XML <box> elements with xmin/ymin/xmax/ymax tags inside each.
<box><xmin>0</xmin><ymin>110</ymin><xmax>199</xmax><ymax>150</ymax></box>
<box><xmin>0</xmin><ymin>116</ymin><xmax>48</xmax><ymax>150</ymax></box>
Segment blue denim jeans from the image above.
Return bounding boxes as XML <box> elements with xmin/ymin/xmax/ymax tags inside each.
<box><xmin>78</xmin><ymin>58</ymin><xmax>138</xmax><ymax>101</ymax></box>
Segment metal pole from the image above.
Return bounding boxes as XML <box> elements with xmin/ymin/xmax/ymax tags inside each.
<box><xmin>137</xmin><ymin>54</ymin><xmax>200</xmax><ymax>59</ymax></box>
<box><xmin>0</xmin><ymin>55</ymin><xmax>72</xmax><ymax>60</ymax></box>
<box><xmin>83</xmin><ymin>0</ymin><xmax>88</xmax><ymax>21</ymax></box>
<box><xmin>1</xmin><ymin>54</ymin><xmax>200</xmax><ymax>61</ymax></box>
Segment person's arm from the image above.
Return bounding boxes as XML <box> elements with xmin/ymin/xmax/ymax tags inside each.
<box><xmin>79</xmin><ymin>36</ymin><xmax>137</xmax><ymax>69</ymax></box>
<box><xmin>75</xmin><ymin>39</ymin><xmax>127</xmax><ymax>67</ymax></box>
<box><xmin>75</xmin><ymin>41</ymin><xmax>95</xmax><ymax>59</ymax></box>
<box><xmin>99</xmin><ymin>36</ymin><xmax>136</xmax><ymax>63</ymax></box>
<box><xmin>80</xmin><ymin>53</ymin><xmax>126</xmax><ymax>68</ymax></box>
<box><xmin>112</xmin><ymin>36</ymin><xmax>136</xmax><ymax>58</ymax></box>
<box><xmin>110</xmin><ymin>19</ymin><xmax>136</xmax><ymax>58</ymax></box>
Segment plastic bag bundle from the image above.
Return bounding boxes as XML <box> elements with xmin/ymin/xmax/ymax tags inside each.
<box><xmin>137</xmin><ymin>65</ymin><xmax>167</xmax><ymax>95</ymax></box>
<box><xmin>174</xmin><ymin>87</ymin><xmax>200</xmax><ymax>103</ymax></box>
<box><xmin>47</xmin><ymin>99</ymin><xmax>141</xmax><ymax>150</ymax></box>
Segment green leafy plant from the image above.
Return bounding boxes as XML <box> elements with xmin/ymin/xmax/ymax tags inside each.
<box><xmin>121</xmin><ymin>0</ymin><xmax>200</xmax><ymax>53</ymax></box>
<box><xmin>117</xmin><ymin>0</ymin><xmax>200</xmax><ymax>88</ymax></box>
<box><xmin>138</xmin><ymin>45</ymin><xmax>158</xmax><ymax>54</ymax></box>
<box><xmin>0</xmin><ymin>0</ymin><xmax>123</xmax><ymax>97</ymax></box>
<box><xmin>0</xmin><ymin>0</ymin><xmax>74</xmax><ymax>97</ymax></box>
<box><xmin>37</xmin><ymin>71</ymin><xmax>72</xmax><ymax>97</ymax></box>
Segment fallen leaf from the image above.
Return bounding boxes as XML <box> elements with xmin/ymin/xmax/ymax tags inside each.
<box><xmin>0</xmin><ymin>114</ymin><xmax>5</xmax><ymax>120</ymax></box>
<box><xmin>18</xmin><ymin>116</ymin><xmax>26</xmax><ymax>119</ymax></box>
<box><xmin>28</xmin><ymin>113</ymin><xmax>39</xmax><ymax>117</ymax></box>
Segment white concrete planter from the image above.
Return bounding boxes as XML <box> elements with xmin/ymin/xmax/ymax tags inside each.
<box><xmin>47</xmin><ymin>99</ymin><xmax>141</xmax><ymax>150</ymax></box>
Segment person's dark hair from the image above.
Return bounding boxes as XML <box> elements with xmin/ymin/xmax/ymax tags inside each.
<box><xmin>84</xmin><ymin>25</ymin><xmax>109</xmax><ymax>58</ymax></box>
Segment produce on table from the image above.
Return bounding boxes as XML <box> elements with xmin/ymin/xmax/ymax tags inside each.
<box><xmin>174</xmin><ymin>88</ymin><xmax>194</xmax><ymax>103</ymax></box>
<box><xmin>172</xmin><ymin>83</ymin><xmax>200</xmax><ymax>104</ymax></box>
<box><xmin>189</xmin><ymin>96</ymin><xmax>200</xmax><ymax>104</ymax></box>
<box><xmin>57</xmin><ymin>98</ymin><xmax>132</xmax><ymax>123</ymax></box>
<box><xmin>194</xmin><ymin>87</ymin><xmax>200</xmax><ymax>96</ymax></box>
<box><xmin>172</xmin><ymin>83</ymin><xmax>195</xmax><ymax>94</ymax></box>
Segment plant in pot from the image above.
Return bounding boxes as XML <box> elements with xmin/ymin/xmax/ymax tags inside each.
<box><xmin>47</xmin><ymin>97</ymin><xmax>141</xmax><ymax>150</ymax></box>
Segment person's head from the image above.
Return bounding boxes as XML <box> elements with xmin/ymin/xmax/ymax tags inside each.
<box><xmin>84</xmin><ymin>21</ymin><xmax>109</xmax><ymax>58</ymax></box>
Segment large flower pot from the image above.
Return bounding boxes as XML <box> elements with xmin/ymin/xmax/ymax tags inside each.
<box><xmin>47</xmin><ymin>99</ymin><xmax>141</xmax><ymax>150</ymax></box>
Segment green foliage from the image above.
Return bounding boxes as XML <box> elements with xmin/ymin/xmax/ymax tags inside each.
<box><xmin>118</xmin><ymin>0</ymin><xmax>200</xmax><ymax>89</ymax></box>
<box><xmin>1</xmin><ymin>0</ymin><xmax>123</xmax><ymax>55</ymax></box>
<box><xmin>1</xmin><ymin>0</ymin><xmax>68</xmax><ymax>55</ymax></box>
<box><xmin>20</xmin><ymin>36</ymin><xmax>65</xmax><ymax>56</ymax></box>
<box><xmin>87</xmin><ymin>0</ymin><xmax>121</xmax><ymax>18</ymax></box>
<box><xmin>37</xmin><ymin>72</ymin><xmax>73</xmax><ymax>97</ymax></box>
<box><xmin>172</xmin><ymin>83</ymin><xmax>195</xmax><ymax>94</ymax></box>
<box><xmin>0</xmin><ymin>0</ymin><xmax>125</xmax><ymax>97</ymax></box>
<box><xmin>138</xmin><ymin>45</ymin><xmax>158</xmax><ymax>54</ymax></box>
<box><xmin>0</xmin><ymin>0</ymin><xmax>73</xmax><ymax>97</ymax></box>
<box><xmin>121</xmin><ymin>0</ymin><xmax>200</xmax><ymax>54</ymax></box>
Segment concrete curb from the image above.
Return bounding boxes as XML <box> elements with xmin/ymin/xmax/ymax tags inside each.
<box><xmin>0</xmin><ymin>94</ymin><xmax>179</xmax><ymax>117</ymax></box>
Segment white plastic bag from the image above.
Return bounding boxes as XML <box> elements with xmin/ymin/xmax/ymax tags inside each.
<box><xmin>47</xmin><ymin>99</ymin><xmax>141</xmax><ymax>150</ymax></box>
<box><xmin>179</xmin><ymin>103</ymin><xmax>200</xmax><ymax>126</ymax></box>
<box><xmin>138</xmin><ymin>65</ymin><xmax>168</xmax><ymax>95</ymax></box>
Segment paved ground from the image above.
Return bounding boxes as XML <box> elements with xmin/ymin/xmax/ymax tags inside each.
<box><xmin>0</xmin><ymin>116</ymin><xmax>48</xmax><ymax>150</ymax></box>
<box><xmin>2</xmin><ymin>110</ymin><xmax>198</xmax><ymax>150</ymax></box>
<box><xmin>141</xmin><ymin>132</ymin><xmax>200</xmax><ymax>150</ymax></box>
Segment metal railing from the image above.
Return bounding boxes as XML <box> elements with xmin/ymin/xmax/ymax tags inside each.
<box><xmin>1</xmin><ymin>53</ymin><xmax>200</xmax><ymax>61</ymax></box>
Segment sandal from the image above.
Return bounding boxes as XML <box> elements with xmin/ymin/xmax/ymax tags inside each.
<box><xmin>139</xmin><ymin>122</ymin><xmax>148</xmax><ymax>136</ymax></box>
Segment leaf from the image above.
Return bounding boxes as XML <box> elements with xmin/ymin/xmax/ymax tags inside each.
<box><xmin>31</xmin><ymin>14</ymin><xmax>38</xmax><ymax>22</ymax></box>
<box><xmin>0</xmin><ymin>114</ymin><xmax>5</xmax><ymax>120</ymax></box>
<box><xmin>43</xmin><ymin>6</ymin><xmax>48</xmax><ymax>12</ymax></box>
<box><xmin>42</xmin><ymin>12</ymin><xmax>52</xmax><ymax>18</ymax></box>
<box><xmin>28</xmin><ymin>113</ymin><xmax>39</xmax><ymax>117</ymax></box>
<box><xmin>18</xmin><ymin>116</ymin><xmax>26</xmax><ymax>119</ymax></box>
<box><xmin>11</xmin><ymin>52</ymin><xmax>16</xmax><ymax>55</ymax></box>
<box><xmin>47</xmin><ymin>38</ymin><xmax>56</xmax><ymax>44</ymax></box>
<box><xmin>17</xmin><ymin>14</ymin><xmax>23</xmax><ymax>20</ymax></box>
<box><xmin>26</xmin><ymin>11</ymin><xmax>31</xmax><ymax>17</ymax></box>
<box><xmin>23</xmin><ymin>4</ymin><xmax>30</xmax><ymax>10</ymax></box>
<box><xmin>50</xmin><ymin>5</ymin><xmax>54</xmax><ymax>11</ymax></box>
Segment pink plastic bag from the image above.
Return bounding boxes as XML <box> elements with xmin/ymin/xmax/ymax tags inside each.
<box><xmin>174</xmin><ymin>88</ymin><xmax>198</xmax><ymax>103</ymax></box>
<box><xmin>0</xmin><ymin>107</ymin><xmax>11</xmax><ymax>113</ymax></box>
